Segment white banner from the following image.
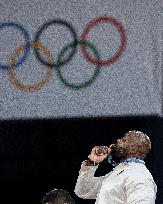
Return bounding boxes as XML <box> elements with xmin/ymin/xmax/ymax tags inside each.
<box><xmin>0</xmin><ymin>0</ymin><xmax>162</xmax><ymax>120</ymax></box>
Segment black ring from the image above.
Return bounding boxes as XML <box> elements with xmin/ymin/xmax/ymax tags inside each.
<box><xmin>55</xmin><ymin>40</ymin><xmax>101</xmax><ymax>90</ymax></box>
<box><xmin>33</xmin><ymin>19</ymin><xmax>78</xmax><ymax>68</ymax></box>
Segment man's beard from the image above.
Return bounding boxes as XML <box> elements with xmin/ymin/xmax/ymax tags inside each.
<box><xmin>111</xmin><ymin>144</ymin><xmax>128</xmax><ymax>162</ymax></box>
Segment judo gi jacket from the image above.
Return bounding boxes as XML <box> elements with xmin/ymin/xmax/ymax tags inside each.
<box><xmin>74</xmin><ymin>161</ymin><xmax>157</xmax><ymax>204</ymax></box>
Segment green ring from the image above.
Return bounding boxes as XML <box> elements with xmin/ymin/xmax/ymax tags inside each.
<box><xmin>56</xmin><ymin>40</ymin><xmax>101</xmax><ymax>89</ymax></box>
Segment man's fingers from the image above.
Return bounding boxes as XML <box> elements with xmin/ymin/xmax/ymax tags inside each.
<box><xmin>91</xmin><ymin>147</ymin><xmax>97</xmax><ymax>154</ymax></box>
<box><xmin>88</xmin><ymin>146</ymin><xmax>111</xmax><ymax>163</ymax></box>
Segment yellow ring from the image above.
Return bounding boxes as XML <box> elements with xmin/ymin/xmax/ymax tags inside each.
<box><xmin>8</xmin><ymin>42</ymin><xmax>53</xmax><ymax>92</ymax></box>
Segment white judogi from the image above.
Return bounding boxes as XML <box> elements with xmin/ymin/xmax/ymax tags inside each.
<box><xmin>74</xmin><ymin>161</ymin><xmax>157</xmax><ymax>203</ymax></box>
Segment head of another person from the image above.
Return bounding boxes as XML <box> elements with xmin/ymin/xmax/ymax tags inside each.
<box><xmin>111</xmin><ymin>130</ymin><xmax>151</xmax><ymax>160</ymax></box>
<box><xmin>41</xmin><ymin>189</ymin><xmax>75</xmax><ymax>204</ymax></box>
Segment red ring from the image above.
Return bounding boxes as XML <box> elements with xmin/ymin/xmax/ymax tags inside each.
<box><xmin>80</xmin><ymin>16</ymin><xmax>126</xmax><ymax>67</ymax></box>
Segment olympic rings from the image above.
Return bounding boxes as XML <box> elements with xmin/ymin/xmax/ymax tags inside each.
<box><xmin>56</xmin><ymin>40</ymin><xmax>101</xmax><ymax>89</ymax></box>
<box><xmin>1</xmin><ymin>16</ymin><xmax>127</xmax><ymax>91</ymax></box>
<box><xmin>8</xmin><ymin>42</ymin><xmax>53</xmax><ymax>92</ymax></box>
<box><xmin>80</xmin><ymin>16</ymin><xmax>126</xmax><ymax>66</ymax></box>
<box><xmin>33</xmin><ymin>19</ymin><xmax>78</xmax><ymax>68</ymax></box>
<box><xmin>0</xmin><ymin>22</ymin><xmax>30</xmax><ymax>69</ymax></box>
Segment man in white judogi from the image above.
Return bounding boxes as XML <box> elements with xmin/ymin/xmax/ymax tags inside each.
<box><xmin>74</xmin><ymin>130</ymin><xmax>157</xmax><ymax>204</ymax></box>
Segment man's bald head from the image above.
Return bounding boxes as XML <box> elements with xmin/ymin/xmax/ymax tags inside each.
<box><xmin>123</xmin><ymin>130</ymin><xmax>151</xmax><ymax>159</ymax></box>
<box><xmin>112</xmin><ymin>130</ymin><xmax>152</xmax><ymax>160</ymax></box>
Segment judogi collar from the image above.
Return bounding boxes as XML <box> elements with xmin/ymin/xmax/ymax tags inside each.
<box><xmin>108</xmin><ymin>155</ymin><xmax>145</xmax><ymax>167</ymax></box>
<box><xmin>120</xmin><ymin>157</ymin><xmax>145</xmax><ymax>164</ymax></box>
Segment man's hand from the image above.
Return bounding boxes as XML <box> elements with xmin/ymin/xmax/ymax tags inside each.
<box><xmin>88</xmin><ymin>146</ymin><xmax>111</xmax><ymax>164</ymax></box>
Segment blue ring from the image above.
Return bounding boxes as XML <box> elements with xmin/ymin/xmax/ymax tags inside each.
<box><xmin>0</xmin><ymin>22</ymin><xmax>30</xmax><ymax>69</ymax></box>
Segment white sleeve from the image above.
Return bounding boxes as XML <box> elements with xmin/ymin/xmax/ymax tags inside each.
<box><xmin>74</xmin><ymin>161</ymin><xmax>105</xmax><ymax>199</ymax></box>
<box><xmin>125</xmin><ymin>172</ymin><xmax>157</xmax><ymax>204</ymax></box>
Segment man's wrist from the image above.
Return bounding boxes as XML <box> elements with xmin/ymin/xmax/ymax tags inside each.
<box><xmin>84</xmin><ymin>159</ymin><xmax>99</xmax><ymax>166</ymax></box>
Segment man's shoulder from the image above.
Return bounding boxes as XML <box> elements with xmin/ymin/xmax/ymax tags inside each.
<box><xmin>124</xmin><ymin>163</ymin><xmax>154</xmax><ymax>180</ymax></box>
<box><xmin>123</xmin><ymin>163</ymin><xmax>157</xmax><ymax>193</ymax></box>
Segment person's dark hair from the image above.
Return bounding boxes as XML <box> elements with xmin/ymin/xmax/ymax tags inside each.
<box><xmin>41</xmin><ymin>189</ymin><xmax>75</xmax><ymax>204</ymax></box>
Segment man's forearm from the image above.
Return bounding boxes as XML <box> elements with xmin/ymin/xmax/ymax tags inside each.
<box><xmin>74</xmin><ymin>161</ymin><xmax>104</xmax><ymax>199</ymax></box>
